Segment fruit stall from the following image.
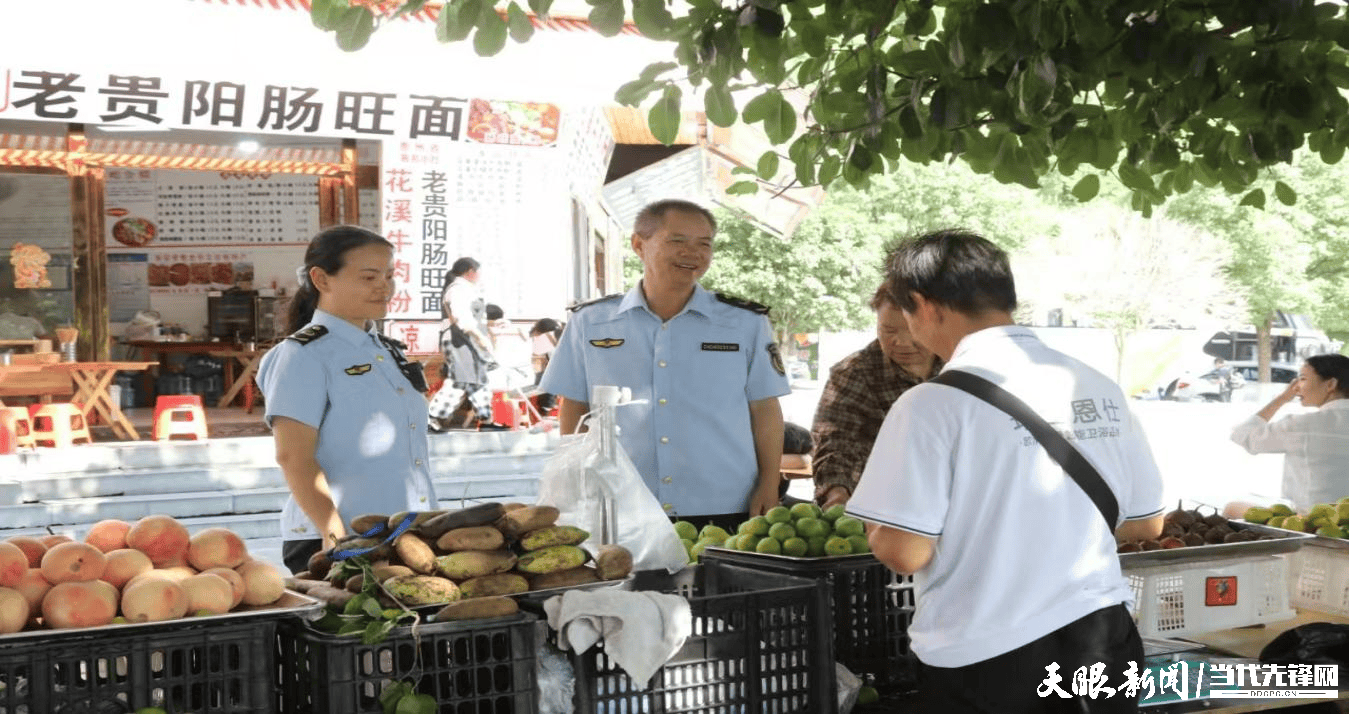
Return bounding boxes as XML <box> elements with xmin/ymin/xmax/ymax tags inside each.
<box><xmin>3</xmin><ymin>498</ymin><xmax>1348</xmax><ymax>713</ymax></box>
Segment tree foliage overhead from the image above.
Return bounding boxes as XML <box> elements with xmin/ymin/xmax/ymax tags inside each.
<box><xmin>314</xmin><ymin>0</ymin><xmax>1349</xmax><ymax>213</ymax></box>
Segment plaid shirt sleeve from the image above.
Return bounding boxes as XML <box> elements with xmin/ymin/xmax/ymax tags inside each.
<box><xmin>811</xmin><ymin>345</ymin><xmax>895</xmax><ymax>502</ymax></box>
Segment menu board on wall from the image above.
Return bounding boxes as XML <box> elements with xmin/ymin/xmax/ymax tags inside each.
<box><xmin>380</xmin><ymin>140</ymin><xmax>559</xmax><ymax>322</ymax></box>
<box><xmin>104</xmin><ymin>170</ymin><xmax>320</xmax><ymax>248</ymax></box>
<box><xmin>107</xmin><ymin>253</ymin><xmax>150</xmax><ymax>321</ymax></box>
<box><xmin>147</xmin><ymin>250</ymin><xmax>253</xmax><ymax>295</ymax></box>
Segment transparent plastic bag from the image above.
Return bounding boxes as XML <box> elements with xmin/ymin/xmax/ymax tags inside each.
<box><xmin>536</xmin><ymin>398</ymin><xmax>688</xmax><ymax>574</ymax></box>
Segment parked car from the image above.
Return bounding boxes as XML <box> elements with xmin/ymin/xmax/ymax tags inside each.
<box><xmin>1159</xmin><ymin>361</ymin><xmax>1297</xmax><ymax>403</ymax></box>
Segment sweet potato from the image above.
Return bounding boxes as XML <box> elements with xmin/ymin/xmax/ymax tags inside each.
<box><xmin>529</xmin><ymin>566</ymin><xmax>601</xmax><ymax>590</ymax></box>
<box><xmin>350</xmin><ymin>514</ymin><xmax>388</xmax><ymax>534</ymax></box>
<box><xmin>387</xmin><ymin>510</ymin><xmax>445</xmax><ymax>532</ymax></box>
<box><xmin>393</xmin><ymin>533</ymin><xmax>437</xmax><ymax>574</ymax></box>
<box><xmin>433</xmin><ymin>550</ymin><xmax>517</xmax><ymax>581</ymax></box>
<box><xmin>595</xmin><ymin>545</ymin><xmax>634</xmax><ymax>580</ymax></box>
<box><xmin>502</xmin><ymin>503</ymin><xmax>528</xmax><ymax>512</ymax></box>
<box><xmin>458</xmin><ymin>573</ymin><xmax>529</xmax><ymax>599</ymax></box>
<box><xmin>496</xmin><ymin>506</ymin><xmax>560</xmax><ymax>538</ymax></box>
<box><xmin>417</xmin><ymin>503</ymin><xmax>505</xmax><ymax>539</ymax></box>
<box><xmin>434</xmin><ymin>596</ymin><xmax>518</xmax><ymax>621</ymax></box>
<box><xmin>307</xmin><ymin>550</ymin><xmax>333</xmax><ymax>580</ymax></box>
<box><xmin>382</xmin><ymin>575</ymin><xmax>460</xmax><ymax>606</ymax></box>
<box><xmin>435</xmin><ymin>526</ymin><xmax>505</xmax><ymax>553</ymax></box>
<box><xmin>516</xmin><ymin>545</ymin><xmax>587</xmax><ymax>575</ymax></box>
<box><xmin>520</xmin><ymin>526</ymin><xmax>589</xmax><ymax>551</ymax></box>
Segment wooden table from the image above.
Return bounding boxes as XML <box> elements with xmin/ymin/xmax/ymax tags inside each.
<box><xmin>210</xmin><ymin>349</ymin><xmax>265</xmax><ymax>412</ymax></box>
<box><xmin>0</xmin><ymin>363</ymin><xmax>72</xmax><ymax>404</ymax></box>
<box><xmin>42</xmin><ymin>362</ymin><xmax>155</xmax><ymax>440</ymax></box>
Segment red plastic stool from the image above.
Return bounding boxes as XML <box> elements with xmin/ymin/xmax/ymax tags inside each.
<box><xmin>0</xmin><ymin>407</ymin><xmax>36</xmax><ymax>450</ymax></box>
<box><xmin>153</xmin><ymin>395</ymin><xmax>209</xmax><ymax>441</ymax></box>
<box><xmin>490</xmin><ymin>391</ymin><xmax>530</xmax><ymax>429</ymax></box>
<box><xmin>31</xmin><ymin>403</ymin><xmax>93</xmax><ymax>447</ymax></box>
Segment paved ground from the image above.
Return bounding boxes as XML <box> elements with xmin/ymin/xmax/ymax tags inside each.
<box><xmin>779</xmin><ymin>380</ymin><xmax>1295</xmax><ymax>510</ymax></box>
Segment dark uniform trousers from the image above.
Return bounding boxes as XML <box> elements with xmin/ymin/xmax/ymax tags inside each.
<box><xmin>918</xmin><ymin>603</ymin><xmax>1143</xmax><ymax>714</ymax></box>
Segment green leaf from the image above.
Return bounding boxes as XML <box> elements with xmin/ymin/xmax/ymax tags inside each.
<box><xmin>731</xmin><ymin>165</ymin><xmax>757</xmax><ymax>176</ymax></box>
<box><xmin>817</xmin><ymin>154</ymin><xmax>841</xmax><ymax>186</ymax></box>
<box><xmin>1239</xmin><ymin>188</ymin><xmax>1266</xmax><ymax>209</ymax></box>
<box><xmin>380</xmin><ymin>682</ymin><xmax>414</xmax><ymax>714</ymax></box>
<box><xmin>725</xmin><ymin>180</ymin><xmax>760</xmax><ymax>195</ymax></box>
<box><xmin>335</xmin><ymin>7</ymin><xmax>376</xmax><ymax>52</ymax></box>
<box><xmin>506</xmin><ymin>3</ymin><xmax>535</xmax><ymax>42</ymax></box>
<box><xmin>395</xmin><ymin>693</ymin><xmax>437</xmax><ymax>714</ymax></box>
<box><xmin>474</xmin><ymin>9</ymin><xmax>509</xmax><ymax>56</ymax></box>
<box><xmin>361</xmin><ymin>597</ymin><xmax>384</xmax><ymax>619</ymax></box>
<box><xmin>311</xmin><ymin>0</ymin><xmax>345</xmax><ymax>31</ymax></box>
<box><xmin>741</xmin><ymin>91</ymin><xmax>776</xmax><ymax>124</ymax></box>
<box><xmin>632</xmin><ymin>0</ymin><xmax>675</xmax><ymax>40</ymax></box>
<box><xmin>1274</xmin><ymin>180</ymin><xmax>1297</xmax><ymax>206</ymax></box>
<box><xmin>1071</xmin><ymin>173</ymin><xmax>1100</xmax><ymax>202</ymax></box>
<box><xmin>437</xmin><ymin>0</ymin><xmax>478</xmax><ymax>41</ymax></box>
<box><xmin>527</xmin><ymin>0</ymin><xmax>554</xmax><ymax>19</ymax></box>
<box><xmin>757</xmin><ymin>151</ymin><xmax>780</xmax><ymax>179</ymax></box>
<box><xmin>761</xmin><ymin>91</ymin><xmax>797</xmax><ymax>144</ymax></box>
<box><xmin>648</xmin><ymin>84</ymin><xmax>683</xmax><ymax>145</ymax></box>
<box><xmin>588</xmin><ymin>0</ymin><xmax>626</xmax><ymax>37</ymax></box>
<box><xmin>704</xmin><ymin>85</ymin><xmax>737</xmax><ymax>128</ymax></box>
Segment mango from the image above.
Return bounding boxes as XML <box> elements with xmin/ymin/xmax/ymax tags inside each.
<box><xmin>497</xmin><ymin>506</ymin><xmax>560</xmax><ymax>538</ymax></box>
<box><xmin>1242</xmin><ymin>507</ymin><xmax>1273</xmax><ymax>524</ymax></box>
<box><xmin>516</xmin><ymin>545</ymin><xmax>587</xmax><ymax>575</ymax></box>
<box><xmin>520</xmin><ymin>526</ymin><xmax>590</xmax><ymax>551</ymax></box>
<box><xmin>529</xmin><ymin>566</ymin><xmax>600</xmax><ymax>590</ymax></box>
<box><xmin>434</xmin><ymin>596</ymin><xmax>518</xmax><ymax>621</ymax></box>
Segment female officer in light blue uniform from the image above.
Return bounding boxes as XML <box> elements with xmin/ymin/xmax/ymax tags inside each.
<box><xmin>257</xmin><ymin>226</ymin><xmax>436</xmax><ymax>573</ymax></box>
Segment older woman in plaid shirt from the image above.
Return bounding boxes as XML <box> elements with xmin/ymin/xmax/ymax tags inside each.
<box><xmin>812</xmin><ymin>282</ymin><xmax>941</xmax><ymax>508</ymax></box>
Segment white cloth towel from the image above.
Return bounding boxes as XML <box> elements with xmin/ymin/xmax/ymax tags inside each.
<box><xmin>542</xmin><ymin>589</ymin><xmax>693</xmax><ymax>689</ymax></box>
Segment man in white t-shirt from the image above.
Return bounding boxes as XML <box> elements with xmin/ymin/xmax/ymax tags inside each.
<box><xmin>849</xmin><ymin>230</ymin><xmax>1165</xmax><ymax>713</ymax></box>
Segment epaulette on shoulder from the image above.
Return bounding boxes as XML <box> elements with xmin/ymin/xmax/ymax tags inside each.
<box><xmin>567</xmin><ymin>293</ymin><xmax>623</xmax><ymax>313</ymax></box>
<box><xmin>715</xmin><ymin>292</ymin><xmax>770</xmax><ymax>315</ymax></box>
<box><xmin>285</xmin><ymin>324</ymin><xmax>329</xmax><ymax>345</ymax></box>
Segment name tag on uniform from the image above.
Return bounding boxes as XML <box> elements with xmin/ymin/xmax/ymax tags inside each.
<box><xmin>345</xmin><ymin>364</ymin><xmax>372</xmax><ymax>375</ymax></box>
<box><xmin>701</xmin><ymin>342</ymin><xmax>739</xmax><ymax>352</ymax></box>
<box><xmin>589</xmin><ymin>338</ymin><xmax>624</xmax><ymax>348</ymax></box>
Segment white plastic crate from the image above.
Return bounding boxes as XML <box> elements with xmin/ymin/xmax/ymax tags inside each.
<box><xmin>1124</xmin><ymin>554</ymin><xmax>1295</xmax><ymax>637</ymax></box>
<box><xmin>1288</xmin><ymin>544</ymin><xmax>1349</xmax><ymax>615</ymax></box>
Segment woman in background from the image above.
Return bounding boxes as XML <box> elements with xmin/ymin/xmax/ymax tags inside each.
<box><xmin>1231</xmin><ymin>354</ymin><xmax>1349</xmax><ymax>512</ymax></box>
<box><xmin>428</xmin><ymin>257</ymin><xmax>496</xmax><ymax>430</ymax></box>
<box><xmin>257</xmin><ymin>226</ymin><xmax>435</xmax><ymax>573</ymax></box>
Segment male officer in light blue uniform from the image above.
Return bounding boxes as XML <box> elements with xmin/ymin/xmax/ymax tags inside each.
<box><xmin>541</xmin><ymin>199</ymin><xmax>790</xmax><ymax>530</ymax></box>
<box><xmin>257</xmin><ymin>308</ymin><xmax>437</xmax><ymax>557</ymax></box>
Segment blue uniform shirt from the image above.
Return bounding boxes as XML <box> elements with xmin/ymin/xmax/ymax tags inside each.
<box><xmin>257</xmin><ymin>309</ymin><xmax>436</xmax><ymax>541</ymax></box>
<box><xmin>540</xmin><ymin>283</ymin><xmax>791</xmax><ymax>516</ymax></box>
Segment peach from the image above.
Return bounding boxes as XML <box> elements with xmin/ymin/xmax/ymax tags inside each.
<box><xmin>126</xmin><ymin>515</ymin><xmax>190</xmax><ymax>567</ymax></box>
<box><xmin>40</xmin><ymin>542</ymin><xmax>107</xmax><ymax>584</ymax></box>
<box><xmin>121</xmin><ymin>579</ymin><xmax>188</xmax><ymax>623</ymax></box>
<box><xmin>187</xmin><ymin>528</ymin><xmax>248</xmax><ymax>571</ymax></box>
<box><xmin>160</xmin><ymin>565</ymin><xmax>198</xmax><ymax>581</ymax></box>
<box><xmin>202</xmin><ymin>567</ymin><xmax>246</xmax><ymax>608</ymax></box>
<box><xmin>42</xmin><ymin>580</ymin><xmax>118</xmax><ymax>629</ymax></box>
<box><xmin>84</xmin><ymin>519</ymin><xmax>132</xmax><ymax>553</ymax></box>
<box><xmin>6</xmin><ymin>536</ymin><xmax>47</xmax><ymax>568</ymax></box>
<box><xmin>0</xmin><ymin>587</ymin><xmax>28</xmax><ymax>634</ymax></box>
<box><xmin>40</xmin><ymin>534</ymin><xmax>74</xmax><ymax>548</ymax></box>
<box><xmin>123</xmin><ymin>569</ymin><xmax>177</xmax><ymax>591</ymax></box>
<box><xmin>0</xmin><ymin>542</ymin><xmax>27</xmax><ymax>587</ymax></box>
<box><xmin>13</xmin><ymin>569</ymin><xmax>52</xmax><ymax>614</ymax></box>
<box><xmin>181</xmin><ymin>574</ymin><xmax>234</xmax><ymax>616</ymax></box>
<box><xmin>101</xmin><ymin>549</ymin><xmax>153</xmax><ymax>589</ymax></box>
<box><xmin>237</xmin><ymin>561</ymin><xmax>285</xmax><ymax>606</ymax></box>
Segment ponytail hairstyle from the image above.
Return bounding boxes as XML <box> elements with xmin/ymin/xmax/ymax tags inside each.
<box><xmin>287</xmin><ymin>225</ymin><xmax>393</xmax><ymax>333</ymax></box>
<box><xmin>1306</xmin><ymin>354</ymin><xmax>1349</xmax><ymax>398</ymax></box>
<box><xmin>449</xmin><ymin>257</ymin><xmax>480</xmax><ymax>280</ymax></box>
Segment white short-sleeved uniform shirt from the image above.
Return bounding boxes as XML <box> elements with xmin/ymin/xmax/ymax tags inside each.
<box><xmin>1230</xmin><ymin>400</ymin><xmax>1349</xmax><ymax>511</ymax></box>
<box><xmin>257</xmin><ymin>309</ymin><xmax>436</xmax><ymax>541</ymax></box>
<box><xmin>849</xmin><ymin>326</ymin><xmax>1164</xmax><ymax>668</ymax></box>
<box><xmin>540</xmin><ymin>282</ymin><xmax>791</xmax><ymax>516</ymax></box>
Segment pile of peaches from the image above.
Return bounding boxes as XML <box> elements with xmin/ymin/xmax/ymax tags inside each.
<box><xmin>0</xmin><ymin>515</ymin><xmax>286</xmax><ymax>635</ymax></box>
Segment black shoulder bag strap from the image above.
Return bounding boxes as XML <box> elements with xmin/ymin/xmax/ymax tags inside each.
<box><xmin>930</xmin><ymin>369</ymin><xmax>1120</xmax><ymax>530</ymax></box>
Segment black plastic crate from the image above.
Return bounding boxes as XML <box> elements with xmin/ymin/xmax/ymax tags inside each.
<box><xmin>276</xmin><ymin>612</ymin><xmax>537</xmax><ymax>714</ymax></box>
<box><xmin>0</xmin><ymin>617</ymin><xmax>276</xmax><ymax>713</ymax></box>
<box><xmin>525</xmin><ymin>561</ymin><xmax>835</xmax><ymax>714</ymax></box>
<box><xmin>702</xmin><ymin>549</ymin><xmax>917</xmax><ymax>688</ymax></box>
